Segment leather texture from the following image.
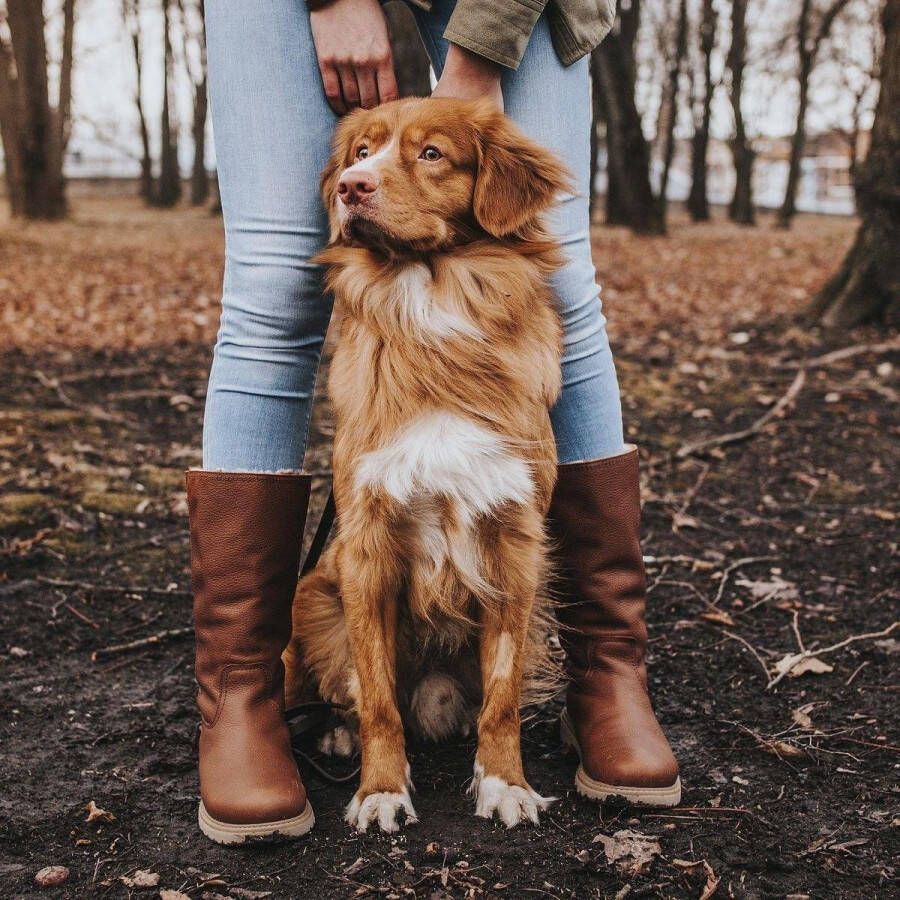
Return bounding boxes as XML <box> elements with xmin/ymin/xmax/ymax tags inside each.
<box><xmin>187</xmin><ymin>470</ymin><xmax>311</xmax><ymax>825</ymax></box>
<box><xmin>549</xmin><ymin>448</ymin><xmax>679</xmax><ymax>789</ymax></box>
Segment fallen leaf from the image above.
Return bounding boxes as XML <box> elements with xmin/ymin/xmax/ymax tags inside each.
<box><xmin>700</xmin><ymin>609</ymin><xmax>735</xmax><ymax>626</ymax></box>
<box><xmin>792</xmin><ymin>704</ymin><xmax>815</xmax><ymax>729</ymax></box>
<box><xmin>85</xmin><ymin>800</ymin><xmax>115</xmax><ymax>824</ymax></box>
<box><xmin>121</xmin><ymin>869</ymin><xmax>160</xmax><ymax>889</ymax></box>
<box><xmin>343</xmin><ymin>858</ymin><xmax>367</xmax><ymax>876</ymax></box>
<box><xmin>592</xmin><ymin>829</ymin><xmax>661</xmax><ymax>875</ymax></box>
<box><xmin>160</xmin><ymin>892</ymin><xmax>191</xmax><ymax>900</ymax></box>
<box><xmin>699</xmin><ymin>860</ymin><xmax>720</xmax><ymax>900</ymax></box>
<box><xmin>735</xmin><ymin>576</ymin><xmax>799</xmax><ymax>603</ymax></box>
<box><xmin>35</xmin><ymin>866</ymin><xmax>70</xmax><ymax>888</ymax></box>
<box><xmin>765</xmin><ymin>740</ymin><xmax>806</xmax><ymax>759</ymax></box>
<box><xmin>790</xmin><ymin>657</ymin><xmax>834</xmax><ymax>678</ymax></box>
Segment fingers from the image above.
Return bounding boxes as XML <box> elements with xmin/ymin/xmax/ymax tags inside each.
<box><xmin>356</xmin><ymin>67</ymin><xmax>379</xmax><ymax>110</ymax></box>
<box><xmin>376</xmin><ymin>57</ymin><xmax>400</xmax><ymax>105</ymax></box>
<box><xmin>337</xmin><ymin>63</ymin><xmax>361</xmax><ymax>110</ymax></box>
<box><xmin>320</xmin><ymin>57</ymin><xmax>399</xmax><ymax>115</ymax></box>
<box><xmin>321</xmin><ymin>64</ymin><xmax>347</xmax><ymax>116</ymax></box>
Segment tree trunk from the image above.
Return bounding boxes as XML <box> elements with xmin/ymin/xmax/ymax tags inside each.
<box><xmin>155</xmin><ymin>0</ymin><xmax>181</xmax><ymax>208</ymax></box>
<box><xmin>809</xmin><ymin>0</ymin><xmax>900</xmax><ymax>327</ymax></box>
<box><xmin>0</xmin><ymin>31</ymin><xmax>25</xmax><ymax>215</ymax></box>
<box><xmin>123</xmin><ymin>0</ymin><xmax>154</xmax><ymax>201</ymax></box>
<box><xmin>5</xmin><ymin>0</ymin><xmax>66</xmax><ymax>219</ymax></box>
<box><xmin>777</xmin><ymin>0</ymin><xmax>813</xmax><ymax>229</ymax></box>
<box><xmin>385</xmin><ymin>1</ymin><xmax>431</xmax><ymax>97</ymax></box>
<box><xmin>779</xmin><ymin>0</ymin><xmax>853</xmax><ymax>228</ymax></box>
<box><xmin>190</xmin><ymin>76</ymin><xmax>208</xmax><ymax>205</ymax></box>
<box><xmin>187</xmin><ymin>0</ymin><xmax>209</xmax><ymax>205</ymax></box>
<box><xmin>727</xmin><ymin>0</ymin><xmax>754</xmax><ymax>225</ymax></box>
<box><xmin>687</xmin><ymin>0</ymin><xmax>716</xmax><ymax>221</ymax></box>
<box><xmin>593</xmin><ymin>2</ymin><xmax>664</xmax><ymax>235</ymax></box>
<box><xmin>657</xmin><ymin>0</ymin><xmax>689</xmax><ymax>223</ymax></box>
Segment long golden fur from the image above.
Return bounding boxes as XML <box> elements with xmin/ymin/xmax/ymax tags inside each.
<box><xmin>283</xmin><ymin>98</ymin><xmax>571</xmax><ymax>831</ymax></box>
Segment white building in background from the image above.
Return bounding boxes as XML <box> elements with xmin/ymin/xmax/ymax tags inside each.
<box><xmin>591</xmin><ymin>129</ymin><xmax>864</xmax><ymax>217</ymax></box>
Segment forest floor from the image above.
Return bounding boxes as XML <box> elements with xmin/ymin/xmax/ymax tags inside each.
<box><xmin>0</xmin><ymin>198</ymin><xmax>897</xmax><ymax>899</ymax></box>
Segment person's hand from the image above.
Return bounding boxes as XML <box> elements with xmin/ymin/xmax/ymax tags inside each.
<box><xmin>310</xmin><ymin>0</ymin><xmax>399</xmax><ymax>114</ymax></box>
<box><xmin>432</xmin><ymin>43</ymin><xmax>503</xmax><ymax>111</ymax></box>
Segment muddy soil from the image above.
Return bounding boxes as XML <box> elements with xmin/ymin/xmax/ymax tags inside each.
<box><xmin>1</xmin><ymin>205</ymin><xmax>897</xmax><ymax>899</ymax></box>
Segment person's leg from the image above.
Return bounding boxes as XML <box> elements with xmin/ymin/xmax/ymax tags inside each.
<box><xmin>203</xmin><ymin>0</ymin><xmax>335</xmax><ymax>470</ymax></box>
<box><xmin>411</xmin><ymin>3</ymin><xmax>625</xmax><ymax>464</ymax></box>
<box><xmin>413</xmin><ymin>3</ymin><xmax>680</xmax><ymax>806</ymax></box>
<box><xmin>189</xmin><ymin>0</ymin><xmax>334</xmax><ymax>844</ymax></box>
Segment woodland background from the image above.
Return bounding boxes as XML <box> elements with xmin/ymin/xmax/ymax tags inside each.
<box><xmin>1</xmin><ymin>1</ymin><xmax>898</xmax><ymax>898</ymax></box>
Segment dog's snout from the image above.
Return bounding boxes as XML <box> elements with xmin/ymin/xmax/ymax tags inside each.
<box><xmin>338</xmin><ymin>169</ymin><xmax>379</xmax><ymax>205</ymax></box>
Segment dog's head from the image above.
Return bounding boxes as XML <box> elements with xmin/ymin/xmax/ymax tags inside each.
<box><xmin>320</xmin><ymin>98</ymin><xmax>571</xmax><ymax>253</ymax></box>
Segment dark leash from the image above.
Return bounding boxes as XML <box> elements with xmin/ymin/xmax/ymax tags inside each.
<box><xmin>300</xmin><ymin>488</ymin><xmax>336</xmax><ymax>576</ymax></box>
<box><xmin>285</xmin><ymin>699</ymin><xmax>361</xmax><ymax>786</ymax></box>
<box><xmin>291</xmin><ymin>492</ymin><xmax>360</xmax><ymax>784</ymax></box>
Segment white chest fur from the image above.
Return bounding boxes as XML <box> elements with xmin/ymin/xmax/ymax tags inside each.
<box><xmin>354</xmin><ymin>412</ymin><xmax>532</xmax><ymax>521</ymax></box>
<box><xmin>388</xmin><ymin>264</ymin><xmax>484</xmax><ymax>343</ymax></box>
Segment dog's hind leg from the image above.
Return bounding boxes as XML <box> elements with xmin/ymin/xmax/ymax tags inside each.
<box><xmin>470</xmin><ymin>513</ymin><xmax>555</xmax><ymax>828</ymax></box>
<box><xmin>339</xmin><ymin>510</ymin><xmax>417</xmax><ymax>833</ymax></box>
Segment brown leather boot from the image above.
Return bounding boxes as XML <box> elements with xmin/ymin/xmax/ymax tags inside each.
<box><xmin>187</xmin><ymin>470</ymin><xmax>315</xmax><ymax>843</ymax></box>
<box><xmin>549</xmin><ymin>447</ymin><xmax>681</xmax><ymax>807</ymax></box>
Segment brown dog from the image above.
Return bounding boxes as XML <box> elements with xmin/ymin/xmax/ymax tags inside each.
<box><xmin>283</xmin><ymin>98</ymin><xmax>570</xmax><ymax>832</ymax></box>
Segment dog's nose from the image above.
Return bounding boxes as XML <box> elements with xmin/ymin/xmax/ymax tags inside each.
<box><xmin>338</xmin><ymin>169</ymin><xmax>379</xmax><ymax>204</ymax></box>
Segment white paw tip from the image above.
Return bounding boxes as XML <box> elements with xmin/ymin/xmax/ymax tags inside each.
<box><xmin>345</xmin><ymin>790</ymin><xmax>418</xmax><ymax>834</ymax></box>
<box><xmin>473</xmin><ymin>773</ymin><xmax>555</xmax><ymax>828</ymax></box>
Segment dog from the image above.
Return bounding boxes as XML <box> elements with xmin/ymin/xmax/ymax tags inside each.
<box><xmin>283</xmin><ymin>97</ymin><xmax>571</xmax><ymax>832</ymax></box>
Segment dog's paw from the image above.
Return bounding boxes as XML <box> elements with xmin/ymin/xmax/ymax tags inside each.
<box><xmin>470</xmin><ymin>763</ymin><xmax>555</xmax><ymax>828</ymax></box>
<box><xmin>318</xmin><ymin>724</ymin><xmax>359</xmax><ymax>758</ymax></box>
<box><xmin>345</xmin><ymin>788</ymin><xmax>418</xmax><ymax>833</ymax></box>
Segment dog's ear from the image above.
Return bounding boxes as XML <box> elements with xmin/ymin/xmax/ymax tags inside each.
<box><xmin>473</xmin><ymin>108</ymin><xmax>572</xmax><ymax>238</ymax></box>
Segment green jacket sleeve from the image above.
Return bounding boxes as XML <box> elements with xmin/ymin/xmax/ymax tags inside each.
<box><xmin>443</xmin><ymin>0</ymin><xmax>549</xmax><ymax>70</ymax></box>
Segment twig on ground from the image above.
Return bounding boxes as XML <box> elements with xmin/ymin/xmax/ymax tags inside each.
<box><xmin>65</xmin><ymin>602</ymin><xmax>100</xmax><ymax>629</ymax></box>
<box><xmin>32</xmin><ymin>370</ymin><xmax>132</xmax><ymax>426</ymax></box>
<box><xmin>713</xmin><ymin>556</ymin><xmax>777</xmax><ymax>606</ymax></box>
<box><xmin>677</xmin><ymin>368</ymin><xmax>806</xmax><ymax>458</ymax></box>
<box><xmin>36</xmin><ymin>576</ymin><xmax>191</xmax><ymax>598</ymax></box>
<box><xmin>91</xmin><ymin>627</ymin><xmax>193</xmax><ymax>661</ymax></box>
<box><xmin>767</xmin><ymin>621</ymin><xmax>899</xmax><ymax>689</ymax></box>
<box><xmin>720</xmin><ymin>630</ymin><xmax>772</xmax><ymax>681</ymax></box>
<box><xmin>779</xmin><ymin>338</ymin><xmax>900</xmax><ymax>370</ymax></box>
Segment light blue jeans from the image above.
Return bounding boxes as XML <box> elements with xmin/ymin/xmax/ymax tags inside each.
<box><xmin>203</xmin><ymin>0</ymin><xmax>624</xmax><ymax>470</ymax></box>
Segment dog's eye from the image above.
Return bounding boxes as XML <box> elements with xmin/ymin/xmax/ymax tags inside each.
<box><xmin>420</xmin><ymin>146</ymin><xmax>442</xmax><ymax>161</ymax></box>
<box><xmin>356</xmin><ymin>146</ymin><xmax>369</xmax><ymax>160</ymax></box>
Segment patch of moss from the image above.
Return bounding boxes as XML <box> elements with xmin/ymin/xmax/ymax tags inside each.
<box><xmin>0</xmin><ymin>492</ymin><xmax>54</xmax><ymax>531</ymax></box>
<box><xmin>80</xmin><ymin>491</ymin><xmax>145</xmax><ymax>515</ymax></box>
<box><xmin>137</xmin><ymin>466</ymin><xmax>185</xmax><ymax>491</ymax></box>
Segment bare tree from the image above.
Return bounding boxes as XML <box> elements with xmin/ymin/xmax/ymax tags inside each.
<box><xmin>0</xmin><ymin>19</ymin><xmax>25</xmax><ymax>214</ymax></box>
<box><xmin>810</xmin><ymin>0</ymin><xmax>898</xmax><ymax>326</ymax></box>
<box><xmin>176</xmin><ymin>0</ymin><xmax>208</xmax><ymax>205</ymax></box>
<box><xmin>592</xmin><ymin>0</ymin><xmax>664</xmax><ymax>234</ymax></box>
<box><xmin>656</xmin><ymin>0</ymin><xmax>689</xmax><ymax>223</ymax></box>
<box><xmin>687</xmin><ymin>0</ymin><xmax>717</xmax><ymax>221</ymax></box>
<box><xmin>0</xmin><ymin>0</ymin><xmax>76</xmax><ymax>219</ymax></box>
<box><xmin>122</xmin><ymin>0</ymin><xmax>152</xmax><ymax>200</ymax></box>
<box><xmin>155</xmin><ymin>0</ymin><xmax>181</xmax><ymax>207</ymax></box>
<box><xmin>777</xmin><ymin>0</ymin><xmax>853</xmax><ymax>228</ymax></box>
<box><xmin>727</xmin><ymin>0</ymin><xmax>755</xmax><ymax>225</ymax></box>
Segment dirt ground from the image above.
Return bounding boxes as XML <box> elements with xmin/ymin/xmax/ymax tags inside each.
<box><xmin>1</xmin><ymin>198</ymin><xmax>897</xmax><ymax>899</ymax></box>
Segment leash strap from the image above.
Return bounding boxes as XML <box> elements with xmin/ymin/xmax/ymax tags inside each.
<box><xmin>300</xmin><ymin>488</ymin><xmax>336</xmax><ymax>576</ymax></box>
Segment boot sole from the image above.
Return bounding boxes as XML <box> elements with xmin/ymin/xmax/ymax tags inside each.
<box><xmin>198</xmin><ymin>800</ymin><xmax>315</xmax><ymax>844</ymax></box>
<box><xmin>560</xmin><ymin>710</ymin><xmax>682</xmax><ymax>808</ymax></box>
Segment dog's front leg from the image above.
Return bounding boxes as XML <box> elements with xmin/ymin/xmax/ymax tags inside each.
<box><xmin>339</xmin><ymin>522</ymin><xmax>416</xmax><ymax>833</ymax></box>
<box><xmin>471</xmin><ymin>530</ymin><xmax>554</xmax><ymax>827</ymax></box>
